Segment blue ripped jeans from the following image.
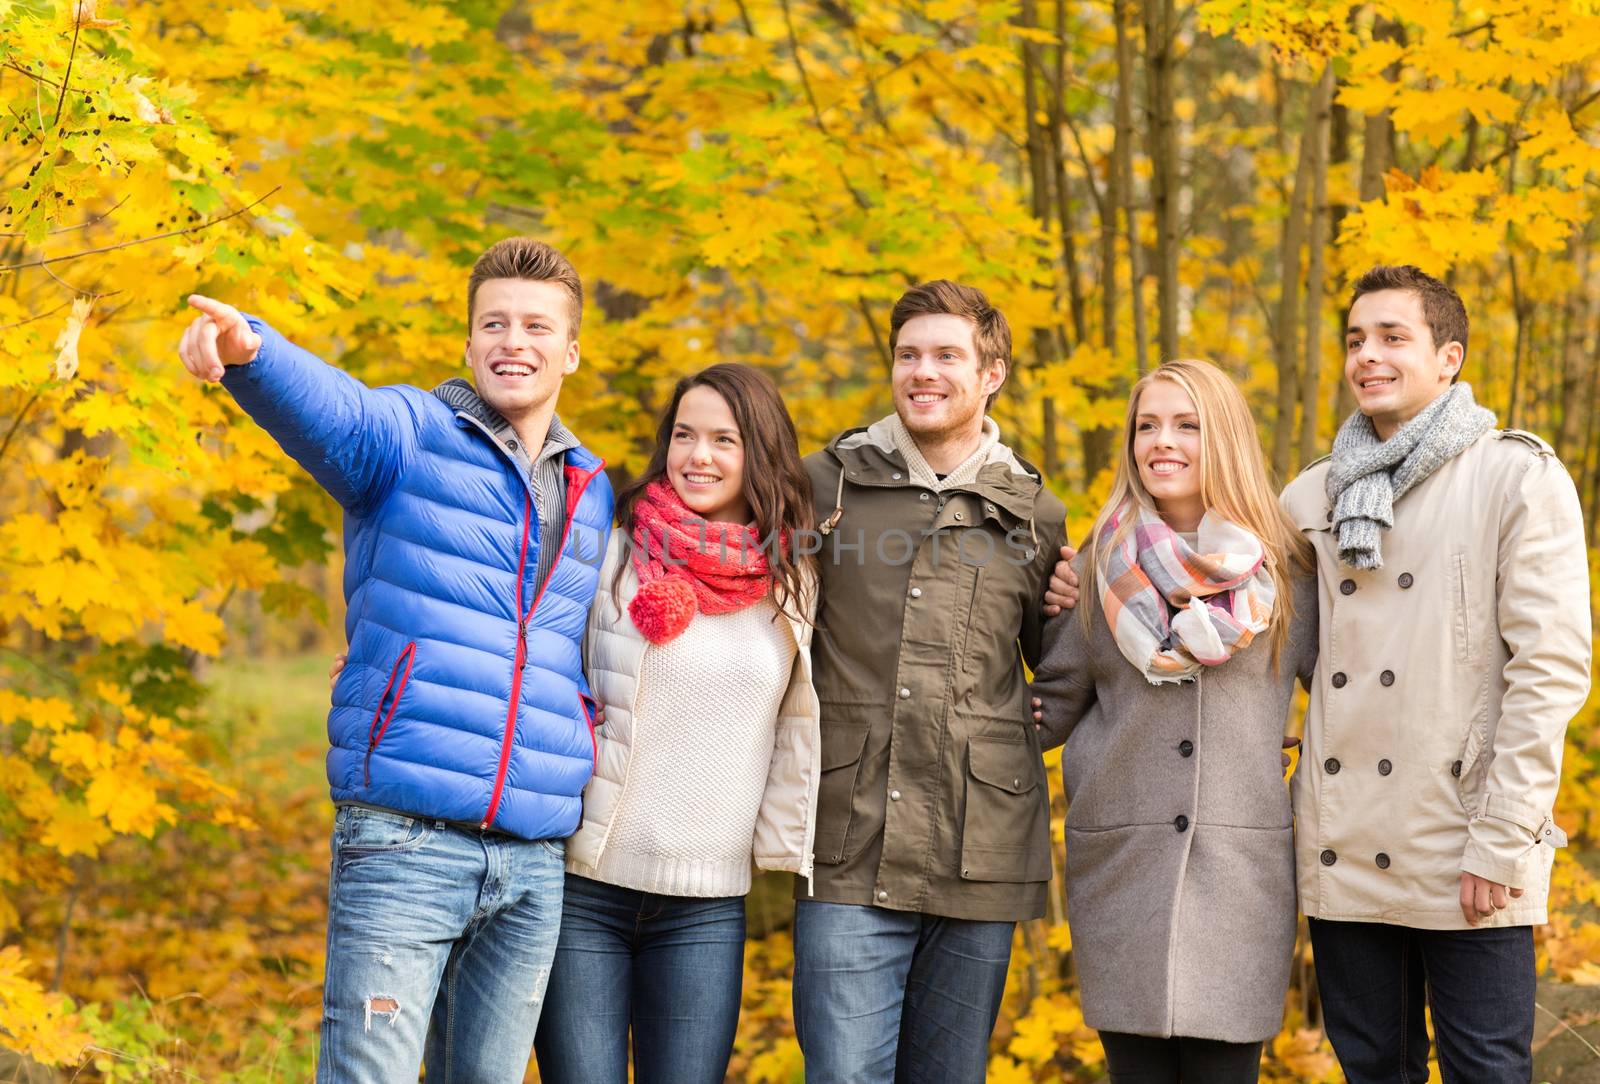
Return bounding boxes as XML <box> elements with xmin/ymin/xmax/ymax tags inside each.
<box><xmin>314</xmin><ymin>806</ymin><xmax>566</xmax><ymax>1084</ymax></box>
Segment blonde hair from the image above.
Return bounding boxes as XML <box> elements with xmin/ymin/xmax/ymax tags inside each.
<box><xmin>1081</xmin><ymin>358</ymin><xmax>1312</xmax><ymax>664</ymax></box>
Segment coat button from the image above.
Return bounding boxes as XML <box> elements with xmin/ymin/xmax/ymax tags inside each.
<box><xmin>505</xmin><ymin>438</ymin><xmax>518</xmax><ymax>450</ymax></box>
<box><xmin>910</xmin><ymin>587</ymin><xmax>922</xmax><ymax>599</ymax></box>
<box><xmin>1339</xmin><ymin>579</ymin><xmax>1356</xmax><ymax>595</ymax></box>
<box><xmin>1320</xmin><ymin>849</ymin><xmax>1337</xmax><ymax>866</ymax></box>
<box><xmin>890</xmin><ymin>789</ymin><xmax>902</xmax><ymax>802</ymax></box>
<box><xmin>920</xmin><ymin>492</ymin><xmax>930</xmax><ymax>501</ymax></box>
<box><xmin>1378</xmin><ymin>759</ymin><xmax>1392</xmax><ymax>776</ymax></box>
<box><xmin>1451</xmin><ymin>760</ymin><xmax>1463</xmax><ymax>777</ymax></box>
<box><xmin>1331</xmin><ymin>672</ymin><xmax>1347</xmax><ymax>689</ymax></box>
<box><xmin>892</xmin><ymin>472</ymin><xmax>902</xmax><ymax>480</ymax></box>
<box><xmin>1012</xmin><ymin>777</ymin><xmax>1021</xmax><ymax>788</ymax></box>
<box><xmin>876</xmin><ymin>889</ymin><xmax>888</xmax><ymax>902</ymax></box>
<box><xmin>954</xmin><ymin>512</ymin><xmax>964</xmax><ymax>521</ymax></box>
<box><xmin>1324</xmin><ymin>757</ymin><xmax>1341</xmax><ymax>774</ymax></box>
<box><xmin>1398</xmin><ymin>573</ymin><xmax>1414</xmax><ymax>589</ymax></box>
<box><xmin>1178</xmin><ymin>740</ymin><xmax>1194</xmax><ymax>757</ymax></box>
<box><xmin>1375</xmin><ymin>853</ymin><xmax>1391</xmax><ymax>869</ymax></box>
<box><xmin>898</xmin><ymin>688</ymin><xmax>911</xmax><ymax>699</ymax></box>
<box><xmin>1380</xmin><ymin>670</ymin><xmax>1395</xmax><ymax>687</ymax></box>
<box><xmin>1174</xmin><ymin>815</ymin><xmax>1189</xmax><ymax>832</ymax></box>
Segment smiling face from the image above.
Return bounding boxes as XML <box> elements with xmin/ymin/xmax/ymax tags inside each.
<box><xmin>1132</xmin><ymin>377</ymin><xmax>1205</xmax><ymax>533</ymax></box>
<box><xmin>666</xmin><ymin>385</ymin><xmax>751</xmax><ymax>525</ymax></box>
<box><xmin>1345</xmin><ymin>288</ymin><xmax>1462</xmax><ymax>440</ymax></box>
<box><xmin>891</xmin><ymin>313</ymin><xmax>1006</xmax><ymax>446</ymax></box>
<box><xmin>465</xmin><ymin>277</ymin><xmax>580</xmax><ymax>429</ymax></box>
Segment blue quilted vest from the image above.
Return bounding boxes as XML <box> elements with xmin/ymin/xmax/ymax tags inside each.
<box><xmin>223</xmin><ymin>322</ymin><xmax>613</xmax><ymax>840</ymax></box>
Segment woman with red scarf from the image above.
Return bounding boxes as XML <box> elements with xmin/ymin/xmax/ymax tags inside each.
<box><xmin>533</xmin><ymin>364</ymin><xmax>820</xmax><ymax>1084</ymax></box>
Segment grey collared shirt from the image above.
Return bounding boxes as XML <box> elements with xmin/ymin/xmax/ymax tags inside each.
<box><xmin>433</xmin><ymin>378</ymin><xmax>581</xmax><ymax>596</ymax></box>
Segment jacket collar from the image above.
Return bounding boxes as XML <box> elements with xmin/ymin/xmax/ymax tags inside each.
<box><xmin>433</xmin><ymin>377</ymin><xmax>584</xmax><ymax>469</ymax></box>
<box><xmin>822</xmin><ymin>420</ymin><xmax>1045</xmax><ymax>521</ymax></box>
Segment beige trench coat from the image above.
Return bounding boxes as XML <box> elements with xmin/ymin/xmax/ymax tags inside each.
<box><xmin>565</xmin><ymin>531</ymin><xmax>823</xmax><ymax>887</ymax></box>
<box><xmin>1280</xmin><ymin>429</ymin><xmax>1590</xmax><ymax>930</ymax></box>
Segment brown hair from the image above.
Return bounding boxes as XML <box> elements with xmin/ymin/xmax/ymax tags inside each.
<box><xmin>467</xmin><ymin>238</ymin><xmax>584</xmax><ymax>337</ymax></box>
<box><xmin>889</xmin><ymin>280</ymin><xmax>1011</xmax><ymax>409</ymax></box>
<box><xmin>1347</xmin><ymin>265</ymin><xmax>1469</xmax><ymax>380</ymax></box>
<box><xmin>613</xmin><ymin>364</ymin><xmax>816</xmax><ymax>622</ymax></box>
<box><xmin>1082</xmin><ymin>359</ymin><xmax>1313</xmax><ymax>666</ymax></box>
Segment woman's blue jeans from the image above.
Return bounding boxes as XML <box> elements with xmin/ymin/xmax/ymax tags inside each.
<box><xmin>533</xmin><ymin>873</ymin><xmax>747</xmax><ymax>1084</ymax></box>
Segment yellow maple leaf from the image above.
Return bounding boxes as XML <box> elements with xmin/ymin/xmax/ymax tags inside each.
<box><xmin>39</xmin><ymin>799</ymin><xmax>113</xmax><ymax>858</ymax></box>
<box><xmin>50</xmin><ymin>297</ymin><xmax>92</xmax><ymax>382</ymax></box>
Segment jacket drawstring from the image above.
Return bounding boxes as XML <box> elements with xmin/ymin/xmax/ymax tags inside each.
<box><xmin>819</xmin><ymin>466</ymin><xmax>845</xmax><ymax>535</ymax></box>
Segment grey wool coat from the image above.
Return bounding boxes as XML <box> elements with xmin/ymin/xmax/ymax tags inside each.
<box><xmin>1031</xmin><ymin>557</ymin><xmax>1318</xmax><ymax>1043</ymax></box>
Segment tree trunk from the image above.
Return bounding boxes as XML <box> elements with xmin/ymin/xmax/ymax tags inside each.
<box><xmin>1299</xmin><ymin>65</ymin><xmax>1335</xmax><ymax>466</ymax></box>
<box><xmin>1114</xmin><ymin>0</ymin><xmax>1151</xmax><ymax>375</ymax></box>
<box><xmin>1142</xmin><ymin>0</ymin><xmax>1180</xmax><ymax>361</ymax></box>
<box><xmin>1273</xmin><ymin>74</ymin><xmax>1316</xmax><ymax>480</ymax></box>
<box><xmin>1557</xmin><ymin>234</ymin><xmax>1589</xmax><ymax>460</ymax></box>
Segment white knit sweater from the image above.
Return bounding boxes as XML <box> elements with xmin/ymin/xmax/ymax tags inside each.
<box><xmin>566</xmin><ymin>532</ymin><xmax>823</xmax><ymax>897</ymax></box>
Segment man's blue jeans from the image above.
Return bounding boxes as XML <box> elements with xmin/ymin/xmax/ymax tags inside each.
<box><xmin>1308</xmin><ymin>917</ymin><xmax>1536</xmax><ymax>1084</ymax></box>
<box><xmin>534</xmin><ymin>874</ymin><xmax>747</xmax><ymax>1084</ymax></box>
<box><xmin>792</xmin><ymin>899</ymin><xmax>1015</xmax><ymax>1084</ymax></box>
<box><xmin>314</xmin><ymin>806</ymin><xmax>566</xmax><ymax>1084</ymax></box>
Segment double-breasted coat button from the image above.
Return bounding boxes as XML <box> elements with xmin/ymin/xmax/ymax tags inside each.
<box><xmin>1324</xmin><ymin>758</ymin><xmax>1341</xmax><ymax>774</ymax></box>
<box><xmin>898</xmin><ymin>687</ymin><xmax>911</xmax><ymax>699</ymax></box>
<box><xmin>1378</xmin><ymin>759</ymin><xmax>1392</xmax><ymax>776</ymax></box>
<box><xmin>1178</xmin><ymin>740</ymin><xmax>1194</xmax><ymax>757</ymax></box>
<box><xmin>1320</xmin><ymin>849</ymin><xmax>1337</xmax><ymax>866</ymax></box>
<box><xmin>1451</xmin><ymin>760</ymin><xmax>1463</xmax><ymax>777</ymax></box>
<box><xmin>1375</xmin><ymin>853</ymin><xmax>1391</xmax><ymax>869</ymax></box>
<box><xmin>1339</xmin><ymin>579</ymin><xmax>1356</xmax><ymax>595</ymax></box>
<box><xmin>1174</xmin><ymin>815</ymin><xmax>1189</xmax><ymax>832</ymax></box>
<box><xmin>1398</xmin><ymin>572</ymin><xmax>1414</xmax><ymax>589</ymax></box>
<box><xmin>1331</xmin><ymin>672</ymin><xmax>1348</xmax><ymax>688</ymax></box>
<box><xmin>1380</xmin><ymin>670</ymin><xmax>1395</xmax><ymax>687</ymax></box>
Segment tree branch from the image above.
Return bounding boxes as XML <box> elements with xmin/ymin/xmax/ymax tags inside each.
<box><xmin>0</xmin><ymin>186</ymin><xmax>280</xmax><ymax>273</ymax></box>
<box><xmin>52</xmin><ymin>19</ymin><xmax>80</xmax><ymax>129</ymax></box>
<box><xmin>0</xmin><ymin>193</ymin><xmax>131</xmax><ymax>238</ymax></box>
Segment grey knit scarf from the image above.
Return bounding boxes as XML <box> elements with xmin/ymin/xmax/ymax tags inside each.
<box><xmin>1325</xmin><ymin>383</ymin><xmax>1495</xmax><ymax>569</ymax></box>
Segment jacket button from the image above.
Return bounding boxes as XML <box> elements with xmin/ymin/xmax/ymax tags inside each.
<box><xmin>891</xmin><ymin>472</ymin><xmax>902</xmax><ymax>480</ymax></box>
<box><xmin>898</xmin><ymin>687</ymin><xmax>911</xmax><ymax>699</ymax></box>
<box><xmin>1174</xmin><ymin>815</ymin><xmax>1189</xmax><ymax>832</ymax></box>
<box><xmin>890</xmin><ymin>789</ymin><xmax>902</xmax><ymax>801</ymax></box>
<box><xmin>954</xmin><ymin>512</ymin><xmax>964</xmax><ymax>521</ymax></box>
<box><xmin>876</xmin><ymin>890</ymin><xmax>888</xmax><ymax>902</ymax></box>
<box><xmin>1178</xmin><ymin>740</ymin><xmax>1194</xmax><ymax>757</ymax></box>
<box><xmin>1320</xmin><ymin>849</ymin><xmax>1337</xmax><ymax>866</ymax></box>
<box><xmin>1012</xmin><ymin>777</ymin><xmax>1021</xmax><ymax>788</ymax></box>
<box><xmin>1378</xmin><ymin>759</ymin><xmax>1392</xmax><ymax>776</ymax></box>
<box><xmin>910</xmin><ymin>587</ymin><xmax>922</xmax><ymax>599</ymax></box>
<box><xmin>920</xmin><ymin>492</ymin><xmax>930</xmax><ymax>501</ymax></box>
<box><xmin>1451</xmin><ymin>760</ymin><xmax>1463</xmax><ymax>777</ymax></box>
<box><xmin>1398</xmin><ymin>572</ymin><xmax>1414</xmax><ymax>589</ymax></box>
<box><xmin>1375</xmin><ymin>853</ymin><xmax>1391</xmax><ymax>869</ymax></box>
<box><xmin>1331</xmin><ymin>672</ymin><xmax>1347</xmax><ymax>688</ymax></box>
<box><xmin>505</xmin><ymin>438</ymin><xmax>518</xmax><ymax>450</ymax></box>
<box><xmin>1380</xmin><ymin>670</ymin><xmax>1395</xmax><ymax>687</ymax></box>
<box><xmin>1339</xmin><ymin>579</ymin><xmax>1356</xmax><ymax>595</ymax></box>
<box><xmin>1324</xmin><ymin>757</ymin><xmax>1341</xmax><ymax>774</ymax></box>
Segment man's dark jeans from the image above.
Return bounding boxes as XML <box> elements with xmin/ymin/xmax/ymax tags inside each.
<box><xmin>1308</xmin><ymin>917</ymin><xmax>1535</xmax><ymax>1084</ymax></box>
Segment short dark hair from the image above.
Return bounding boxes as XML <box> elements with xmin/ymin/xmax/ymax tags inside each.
<box><xmin>467</xmin><ymin>237</ymin><xmax>584</xmax><ymax>336</ymax></box>
<box><xmin>1347</xmin><ymin>265</ymin><xmax>1469</xmax><ymax>376</ymax></box>
<box><xmin>889</xmin><ymin>280</ymin><xmax>1011</xmax><ymax>409</ymax></box>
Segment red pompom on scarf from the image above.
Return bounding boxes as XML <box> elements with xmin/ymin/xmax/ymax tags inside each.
<box><xmin>628</xmin><ymin>480</ymin><xmax>778</xmax><ymax>644</ymax></box>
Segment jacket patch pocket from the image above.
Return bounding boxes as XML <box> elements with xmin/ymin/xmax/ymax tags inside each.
<box><xmin>812</xmin><ymin>720</ymin><xmax>871</xmax><ymax>866</ymax></box>
<box><xmin>961</xmin><ymin>735</ymin><xmax>1051</xmax><ymax>884</ymax></box>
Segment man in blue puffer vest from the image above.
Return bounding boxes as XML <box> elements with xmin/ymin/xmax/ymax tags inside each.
<box><xmin>176</xmin><ymin>238</ymin><xmax>614</xmax><ymax>1083</ymax></box>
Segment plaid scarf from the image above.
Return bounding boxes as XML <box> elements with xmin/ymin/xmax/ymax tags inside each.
<box><xmin>1098</xmin><ymin>502</ymin><xmax>1276</xmax><ymax>685</ymax></box>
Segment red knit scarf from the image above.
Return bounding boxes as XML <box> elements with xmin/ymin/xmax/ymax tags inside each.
<box><xmin>628</xmin><ymin>480</ymin><xmax>776</xmax><ymax>644</ymax></box>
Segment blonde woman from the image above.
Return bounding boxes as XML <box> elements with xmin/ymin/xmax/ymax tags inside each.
<box><xmin>1031</xmin><ymin>359</ymin><xmax>1317</xmax><ymax>1083</ymax></box>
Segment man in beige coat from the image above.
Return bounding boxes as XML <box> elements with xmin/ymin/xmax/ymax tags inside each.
<box><xmin>1281</xmin><ymin>265</ymin><xmax>1591</xmax><ymax>1083</ymax></box>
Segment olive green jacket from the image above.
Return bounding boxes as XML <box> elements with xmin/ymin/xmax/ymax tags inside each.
<box><xmin>800</xmin><ymin>420</ymin><xmax>1069</xmax><ymax>922</ymax></box>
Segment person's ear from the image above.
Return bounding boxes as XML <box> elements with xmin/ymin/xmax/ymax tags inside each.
<box><xmin>1439</xmin><ymin>340</ymin><xmax>1464</xmax><ymax>382</ymax></box>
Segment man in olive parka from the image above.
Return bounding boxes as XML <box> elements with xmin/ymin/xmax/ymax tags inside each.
<box><xmin>791</xmin><ymin>281</ymin><xmax>1069</xmax><ymax>1084</ymax></box>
